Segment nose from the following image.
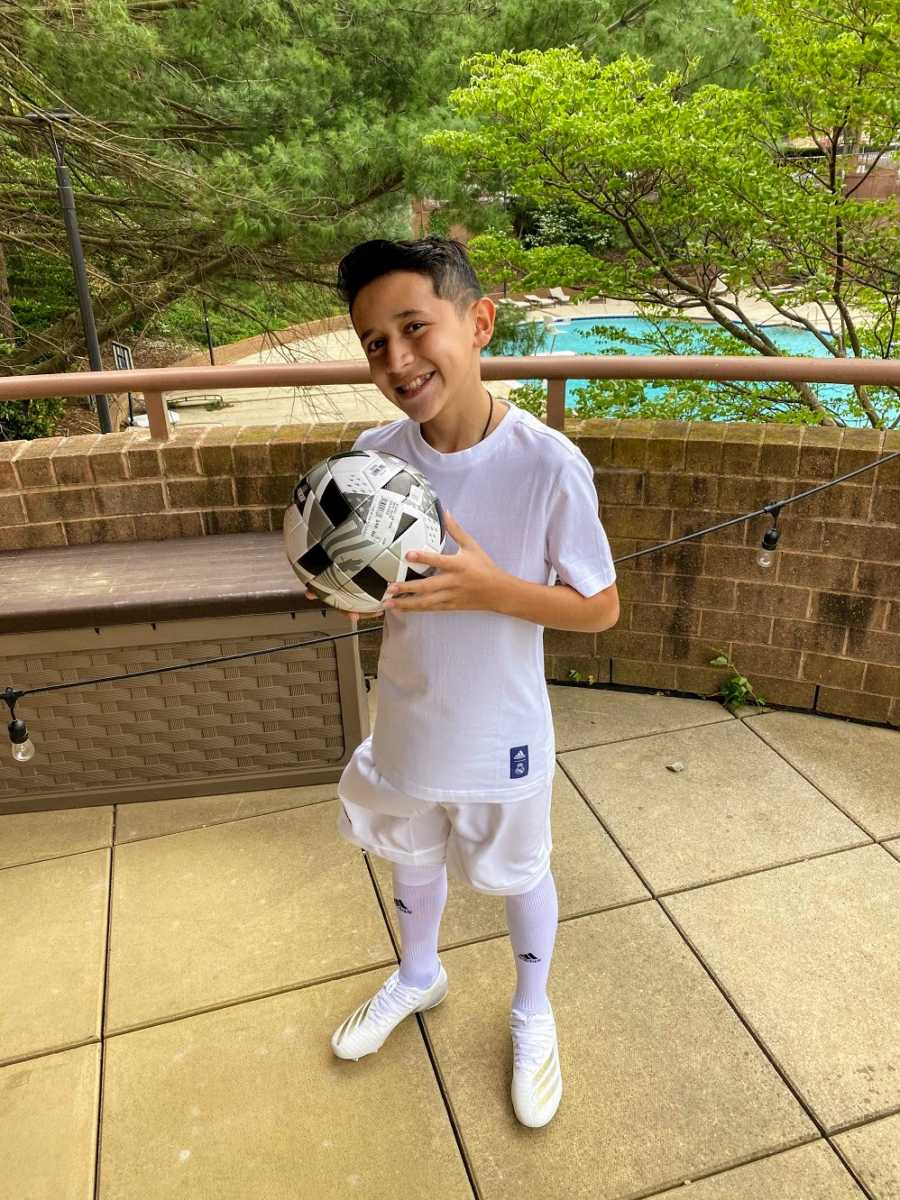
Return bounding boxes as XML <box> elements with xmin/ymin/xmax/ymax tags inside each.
<box><xmin>385</xmin><ymin>337</ymin><xmax>413</xmax><ymax>378</ymax></box>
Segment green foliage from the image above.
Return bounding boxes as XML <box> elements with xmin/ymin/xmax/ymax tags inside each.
<box><xmin>522</xmin><ymin>201</ymin><xmax>615</xmax><ymax>252</ymax></box>
<box><xmin>0</xmin><ymin>398</ymin><xmax>66</xmax><ymax>441</ymax></box>
<box><xmin>429</xmin><ymin>3</ymin><xmax>900</xmax><ymax>428</ymax></box>
<box><xmin>710</xmin><ymin>650</ymin><xmax>767</xmax><ymax>711</ymax></box>
<box><xmin>507</xmin><ymin>381</ymin><xmax>547</xmax><ymax>419</ymax></box>
<box><xmin>488</xmin><ymin>304</ymin><xmax>550</xmax><ymax>357</ymax></box>
<box><xmin>1</xmin><ymin>0</ymin><xmax>763</xmax><ymax>382</ymax></box>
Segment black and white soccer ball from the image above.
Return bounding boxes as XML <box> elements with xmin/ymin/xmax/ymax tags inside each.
<box><xmin>283</xmin><ymin>449</ymin><xmax>446</xmax><ymax>614</ymax></box>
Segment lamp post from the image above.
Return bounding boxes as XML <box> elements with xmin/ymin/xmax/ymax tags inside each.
<box><xmin>25</xmin><ymin>110</ymin><xmax>113</xmax><ymax>433</ymax></box>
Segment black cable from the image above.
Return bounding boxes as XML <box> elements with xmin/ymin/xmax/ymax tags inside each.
<box><xmin>615</xmin><ymin>446</ymin><xmax>899</xmax><ymax>563</ymax></box>
<box><xmin>3</xmin><ymin>446</ymin><xmax>898</xmax><ymax>720</ymax></box>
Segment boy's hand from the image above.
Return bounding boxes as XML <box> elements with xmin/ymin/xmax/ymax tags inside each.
<box><xmin>383</xmin><ymin>511</ymin><xmax>508</xmax><ymax>613</ymax></box>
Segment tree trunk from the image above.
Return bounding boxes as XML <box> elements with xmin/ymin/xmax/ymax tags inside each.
<box><xmin>0</xmin><ymin>242</ymin><xmax>14</xmax><ymax>342</ymax></box>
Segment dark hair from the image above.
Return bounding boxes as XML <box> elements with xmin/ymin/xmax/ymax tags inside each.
<box><xmin>336</xmin><ymin>236</ymin><xmax>483</xmax><ymax>312</ymax></box>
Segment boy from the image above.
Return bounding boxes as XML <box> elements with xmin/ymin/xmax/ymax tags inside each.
<box><xmin>323</xmin><ymin>237</ymin><xmax>619</xmax><ymax>1128</ymax></box>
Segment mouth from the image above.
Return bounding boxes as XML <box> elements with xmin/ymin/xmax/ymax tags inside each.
<box><xmin>394</xmin><ymin>370</ymin><xmax>436</xmax><ymax>402</ymax></box>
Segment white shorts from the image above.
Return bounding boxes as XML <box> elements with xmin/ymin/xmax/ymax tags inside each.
<box><xmin>336</xmin><ymin>738</ymin><xmax>553</xmax><ymax>896</ymax></box>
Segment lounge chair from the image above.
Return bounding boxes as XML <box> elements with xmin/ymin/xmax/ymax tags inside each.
<box><xmin>548</xmin><ymin>287</ymin><xmax>573</xmax><ymax>303</ymax></box>
<box><xmin>497</xmin><ymin>297</ymin><xmax>530</xmax><ymax>309</ymax></box>
<box><xmin>524</xmin><ymin>293</ymin><xmax>555</xmax><ymax>308</ymax></box>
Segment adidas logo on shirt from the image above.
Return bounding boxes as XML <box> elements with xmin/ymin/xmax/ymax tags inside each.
<box><xmin>509</xmin><ymin>745</ymin><xmax>529</xmax><ymax>779</ymax></box>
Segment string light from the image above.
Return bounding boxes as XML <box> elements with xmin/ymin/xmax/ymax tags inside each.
<box><xmin>757</xmin><ymin>522</ymin><xmax>781</xmax><ymax>570</ymax></box>
<box><xmin>5</xmin><ymin>446</ymin><xmax>898</xmax><ymax>764</ymax></box>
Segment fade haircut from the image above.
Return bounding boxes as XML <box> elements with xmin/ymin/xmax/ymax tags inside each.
<box><xmin>337</xmin><ymin>236</ymin><xmax>483</xmax><ymax>313</ymax></box>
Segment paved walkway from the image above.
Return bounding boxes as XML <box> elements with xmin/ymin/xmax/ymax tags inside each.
<box><xmin>165</xmin><ymin>294</ymin><xmax>851</xmax><ymax>428</ymax></box>
<box><xmin>2</xmin><ymin>685</ymin><xmax>899</xmax><ymax>1199</ymax></box>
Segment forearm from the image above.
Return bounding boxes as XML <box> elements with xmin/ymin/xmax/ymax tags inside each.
<box><xmin>491</xmin><ymin>572</ymin><xmax>619</xmax><ymax>633</ymax></box>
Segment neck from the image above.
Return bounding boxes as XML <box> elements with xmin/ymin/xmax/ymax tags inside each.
<box><xmin>420</xmin><ymin>388</ymin><xmax>505</xmax><ymax>453</ymax></box>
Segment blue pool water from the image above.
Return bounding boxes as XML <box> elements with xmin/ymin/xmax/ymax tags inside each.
<box><xmin>489</xmin><ymin>315</ymin><xmax>868</xmax><ymax>423</ymax></box>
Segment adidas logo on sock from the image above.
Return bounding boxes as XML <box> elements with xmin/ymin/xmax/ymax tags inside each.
<box><xmin>518</xmin><ymin>952</ymin><xmax>541</xmax><ymax>963</ymax></box>
<box><xmin>394</xmin><ymin>898</ymin><xmax>412</xmax><ymax>914</ymax></box>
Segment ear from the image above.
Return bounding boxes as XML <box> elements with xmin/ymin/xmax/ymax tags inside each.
<box><xmin>471</xmin><ymin>296</ymin><xmax>496</xmax><ymax>350</ymax></box>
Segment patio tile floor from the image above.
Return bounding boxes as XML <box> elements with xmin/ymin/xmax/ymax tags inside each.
<box><xmin>1</xmin><ymin>684</ymin><xmax>898</xmax><ymax>1199</ymax></box>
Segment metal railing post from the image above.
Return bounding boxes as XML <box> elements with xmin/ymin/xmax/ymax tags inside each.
<box><xmin>547</xmin><ymin>378</ymin><xmax>566</xmax><ymax>431</ymax></box>
<box><xmin>144</xmin><ymin>392</ymin><xmax>171</xmax><ymax>441</ymax></box>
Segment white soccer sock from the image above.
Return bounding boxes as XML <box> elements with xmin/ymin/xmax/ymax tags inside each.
<box><xmin>391</xmin><ymin>862</ymin><xmax>448</xmax><ymax>989</ymax></box>
<box><xmin>505</xmin><ymin>869</ymin><xmax>559</xmax><ymax>1014</ymax></box>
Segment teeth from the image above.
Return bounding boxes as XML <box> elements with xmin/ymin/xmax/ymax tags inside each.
<box><xmin>398</xmin><ymin>372</ymin><xmax>433</xmax><ymax>394</ymax></box>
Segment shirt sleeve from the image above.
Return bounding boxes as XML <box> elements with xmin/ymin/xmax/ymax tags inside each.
<box><xmin>545</xmin><ymin>450</ymin><xmax>617</xmax><ymax>597</ymax></box>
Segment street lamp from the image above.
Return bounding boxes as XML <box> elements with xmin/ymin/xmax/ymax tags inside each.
<box><xmin>25</xmin><ymin>110</ymin><xmax>113</xmax><ymax>433</ymax></box>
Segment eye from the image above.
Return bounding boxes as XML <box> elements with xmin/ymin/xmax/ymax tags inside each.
<box><xmin>407</xmin><ymin>322</ymin><xmax>426</xmax><ymax>334</ymax></box>
<box><xmin>366</xmin><ymin>338</ymin><xmax>384</xmax><ymax>355</ymax></box>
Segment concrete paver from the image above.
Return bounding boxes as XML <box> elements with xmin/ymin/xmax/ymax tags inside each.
<box><xmin>98</xmin><ymin>978</ymin><xmax>472</xmax><ymax>1200</ymax></box>
<box><xmin>0</xmin><ymin>1044</ymin><xmax>100</xmax><ymax>1200</ymax></box>
<box><xmin>2</xmin><ymin>689</ymin><xmax>898</xmax><ymax>1198</ymax></box>
<box><xmin>0</xmin><ymin>805</ymin><xmax>112</xmax><ymax>869</ymax></box>
<box><xmin>665</xmin><ymin>845</ymin><xmax>900</xmax><ymax>1131</ymax></box>
<box><xmin>550</xmin><ymin>684</ymin><xmax>733</xmax><ymax>753</ymax></box>
<box><xmin>106</xmin><ymin>801</ymin><xmax>395</xmax><ymax>1032</ymax></box>
<box><xmin>370</xmin><ymin>767</ymin><xmax>649</xmax><ymax>950</ymax></box>
<box><xmin>114</xmin><ymin>781</ymin><xmax>338</xmax><ymax>843</ymax></box>
<box><xmin>833</xmin><ymin>1112</ymin><xmax>900</xmax><ymax>1200</ymax></box>
<box><xmin>423</xmin><ymin>906</ymin><xmax>815</xmax><ymax>1200</ymax></box>
<box><xmin>653</xmin><ymin>1140</ymin><xmax>865</xmax><ymax>1199</ymax></box>
<box><xmin>0</xmin><ymin>849</ymin><xmax>109</xmax><ymax>1065</ymax></box>
<box><xmin>745</xmin><ymin>711</ymin><xmax>900</xmax><ymax>840</ymax></box>
<box><xmin>561</xmin><ymin>720</ymin><xmax>869</xmax><ymax>893</ymax></box>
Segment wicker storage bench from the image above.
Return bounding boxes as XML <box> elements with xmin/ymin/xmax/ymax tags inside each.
<box><xmin>0</xmin><ymin>533</ymin><xmax>368</xmax><ymax>815</ymax></box>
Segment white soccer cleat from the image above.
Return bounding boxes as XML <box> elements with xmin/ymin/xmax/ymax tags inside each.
<box><xmin>509</xmin><ymin>1007</ymin><xmax>563</xmax><ymax>1127</ymax></box>
<box><xmin>331</xmin><ymin>965</ymin><xmax>449</xmax><ymax>1061</ymax></box>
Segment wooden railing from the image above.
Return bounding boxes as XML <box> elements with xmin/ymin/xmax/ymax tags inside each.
<box><xmin>1</xmin><ymin>355</ymin><xmax>899</xmax><ymax>438</ymax></box>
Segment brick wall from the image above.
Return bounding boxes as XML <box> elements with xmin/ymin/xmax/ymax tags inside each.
<box><xmin>1</xmin><ymin>419</ymin><xmax>897</xmax><ymax>726</ymax></box>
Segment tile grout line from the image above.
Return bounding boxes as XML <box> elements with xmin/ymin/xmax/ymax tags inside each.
<box><xmin>361</xmin><ymin>852</ymin><xmax>483</xmax><ymax>1200</ymax></box>
<box><xmin>0</xmin><ymin>794</ymin><xmax>344</xmax><ymax>874</ymax></box>
<box><xmin>556</xmin><ymin>712</ymin><xmax>736</xmax><ymax>757</ymax></box>
<box><xmin>656</xmin><ymin>900</ymin><xmax>880</xmax><ymax>1200</ymax></box>
<box><xmin>610</xmin><ymin>1137</ymin><xmax>821</xmax><ymax>1200</ymax></box>
<box><xmin>92</xmin><ymin>805</ymin><xmax>117</xmax><ymax>1200</ymax></box>
<box><xmin>739</xmin><ymin>715</ymin><xmax>884</xmax><ymax>842</ymax></box>
<box><xmin>99</xmin><ymin>958</ymin><xmax>400</xmax><ymax>1041</ymax></box>
<box><xmin>558</xmin><ymin>755</ymin><xmax>882</xmax><ymax>1200</ymax></box>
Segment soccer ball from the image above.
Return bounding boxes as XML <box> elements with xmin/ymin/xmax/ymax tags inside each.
<box><xmin>283</xmin><ymin>449</ymin><xmax>445</xmax><ymax>614</ymax></box>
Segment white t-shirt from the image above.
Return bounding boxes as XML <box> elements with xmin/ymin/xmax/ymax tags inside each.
<box><xmin>354</xmin><ymin>402</ymin><xmax>616</xmax><ymax>803</ymax></box>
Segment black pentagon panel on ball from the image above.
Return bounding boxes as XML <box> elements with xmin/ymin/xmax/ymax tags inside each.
<box><xmin>352</xmin><ymin>564</ymin><xmax>391</xmax><ymax>601</ymax></box>
<box><xmin>297</xmin><ymin>541</ymin><xmax>332</xmax><ymax>578</ymax></box>
<box><xmin>317</xmin><ymin>477</ymin><xmax>353</xmax><ymax>527</ymax></box>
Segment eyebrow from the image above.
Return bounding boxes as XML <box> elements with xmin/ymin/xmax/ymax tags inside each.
<box><xmin>359</xmin><ymin>309</ymin><xmax>426</xmax><ymax>343</ymax></box>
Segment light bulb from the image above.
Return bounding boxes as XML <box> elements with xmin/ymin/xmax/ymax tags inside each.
<box><xmin>12</xmin><ymin>738</ymin><xmax>35</xmax><ymax>763</ymax></box>
<box><xmin>757</xmin><ymin>525</ymin><xmax>780</xmax><ymax>570</ymax></box>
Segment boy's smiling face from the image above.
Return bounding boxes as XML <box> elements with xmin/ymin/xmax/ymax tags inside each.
<box><xmin>351</xmin><ymin>270</ymin><xmax>495</xmax><ymax>424</ymax></box>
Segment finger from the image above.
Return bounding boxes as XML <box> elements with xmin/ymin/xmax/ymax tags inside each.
<box><xmin>405</xmin><ymin>547</ymin><xmax>458</xmax><ymax>569</ymax></box>
<box><xmin>385</xmin><ymin>589</ymin><xmax>454</xmax><ymax>612</ymax></box>
<box><xmin>385</xmin><ymin>577</ymin><xmax>434</xmax><ymax>596</ymax></box>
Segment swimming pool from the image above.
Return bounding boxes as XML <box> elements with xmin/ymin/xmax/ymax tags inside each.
<box><xmin>489</xmin><ymin>315</ymin><xmax>869</xmax><ymax>424</ymax></box>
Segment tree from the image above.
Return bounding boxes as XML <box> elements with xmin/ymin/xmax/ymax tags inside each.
<box><xmin>0</xmin><ymin>0</ymin><xmax>761</xmax><ymax>383</ymax></box>
<box><xmin>429</xmin><ymin>0</ymin><xmax>900</xmax><ymax>427</ymax></box>
<box><xmin>0</xmin><ymin>0</ymin><xmax>490</xmax><ymax>375</ymax></box>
